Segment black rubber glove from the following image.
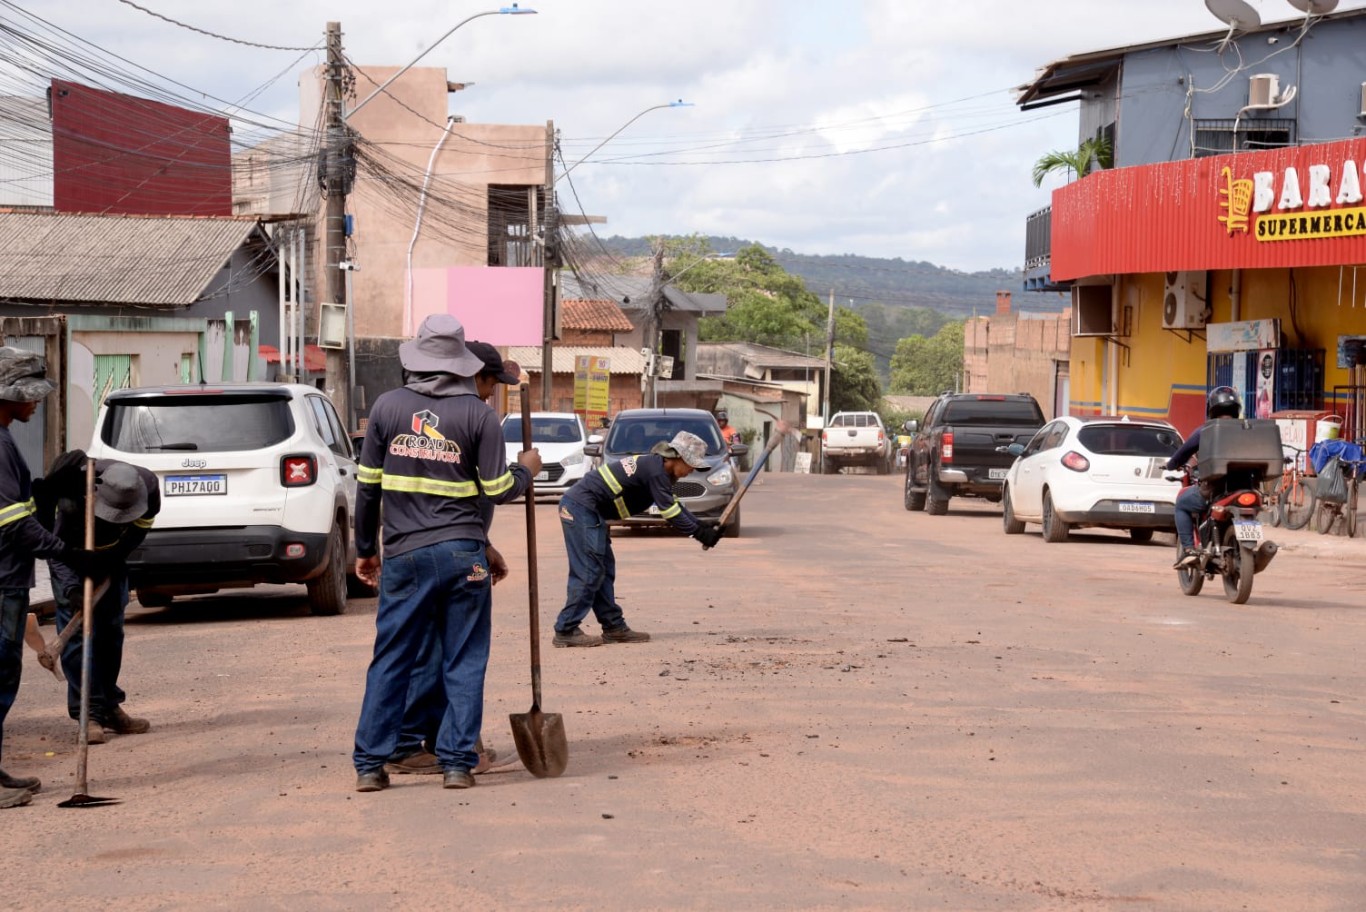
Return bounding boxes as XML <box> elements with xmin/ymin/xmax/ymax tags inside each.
<box><xmin>695</xmin><ymin>523</ymin><xmax>723</xmax><ymax>550</ymax></box>
<box><xmin>61</xmin><ymin>548</ymin><xmax>115</xmax><ymax>580</ymax></box>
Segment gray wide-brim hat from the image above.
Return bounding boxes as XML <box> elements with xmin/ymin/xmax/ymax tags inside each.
<box><xmin>0</xmin><ymin>346</ymin><xmax>55</xmax><ymax>402</ymax></box>
<box><xmin>398</xmin><ymin>315</ymin><xmax>485</xmax><ymax>377</ymax></box>
<box><xmin>94</xmin><ymin>463</ymin><xmax>149</xmax><ymax>524</ymax></box>
<box><xmin>651</xmin><ymin>430</ymin><xmax>710</xmax><ymax>469</ymax></box>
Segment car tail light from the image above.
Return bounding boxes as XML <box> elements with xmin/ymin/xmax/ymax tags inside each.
<box><xmin>281</xmin><ymin>454</ymin><xmax>317</xmax><ymax>487</ymax></box>
<box><xmin>1236</xmin><ymin>491</ymin><xmax>1259</xmax><ymax>507</ymax></box>
<box><xmin>941</xmin><ymin>431</ymin><xmax>954</xmax><ymax>462</ymax></box>
<box><xmin>1061</xmin><ymin>450</ymin><xmax>1090</xmax><ymax>472</ymax></box>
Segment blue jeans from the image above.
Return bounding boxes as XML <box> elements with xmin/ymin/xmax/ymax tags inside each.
<box><xmin>0</xmin><ymin>589</ymin><xmax>28</xmax><ymax>766</ymax></box>
<box><xmin>1175</xmin><ymin>485</ymin><xmax>1208</xmax><ymax>549</ymax></box>
<box><xmin>554</xmin><ymin>498</ymin><xmax>625</xmax><ymax>634</ymax></box>
<box><xmin>54</xmin><ymin>574</ymin><xmax>130</xmax><ymax>722</ymax></box>
<box><xmin>392</xmin><ymin>624</ymin><xmax>442</xmax><ymax>758</ymax></box>
<box><xmin>353</xmin><ymin>539</ymin><xmax>491</xmax><ymax>774</ymax></box>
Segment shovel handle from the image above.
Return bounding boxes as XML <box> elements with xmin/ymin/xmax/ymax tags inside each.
<box><xmin>74</xmin><ymin>458</ymin><xmax>97</xmax><ymax>793</ymax></box>
<box><xmin>519</xmin><ymin>387</ymin><xmax>543</xmax><ymax>708</ymax></box>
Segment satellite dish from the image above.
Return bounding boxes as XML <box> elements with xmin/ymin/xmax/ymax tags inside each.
<box><xmin>1287</xmin><ymin>0</ymin><xmax>1338</xmax><ymax>13</ymax></box>
<box><xmin>1205</xmin><ymin>0</ymin><xmax>1263</xmax><ymax>29</ymax></box>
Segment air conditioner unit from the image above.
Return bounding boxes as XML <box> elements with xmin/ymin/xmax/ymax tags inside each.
<box><xmin>1162</xmin><ymin>271</ymin><xmax>1209</xmax><ymax>330</ymax></box>
<box><xmin>1249</xmin><ymin>73</ymin><xmax>1279</xmax><ymax>107</ymax></box>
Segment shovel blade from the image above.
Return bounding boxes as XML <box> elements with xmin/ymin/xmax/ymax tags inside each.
<box><xmin>509</xmin><ymin>708</ymin><xmax>568</xmax><ymax>778</ymax></box>
<box><xmin>58</xmin><ymin>793</ymin><xmax>119</xmax><ymax>808</ymax></box>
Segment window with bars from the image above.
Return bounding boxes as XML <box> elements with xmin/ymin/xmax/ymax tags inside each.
<box><xmin>1192</xmin><ymin>118</ymin><xmax>1296</xmax><ymax>158</ymax></box>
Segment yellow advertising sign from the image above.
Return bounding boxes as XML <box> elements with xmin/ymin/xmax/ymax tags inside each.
<box><xmin>1255</xmin><ymin>206</ymin><xmax>1366</xmax><ymax>242</ymax></box>
<box><xmin>572</xmin><ymin>355</ymin><xmax>610</xmax><ymax>419</ymax></box>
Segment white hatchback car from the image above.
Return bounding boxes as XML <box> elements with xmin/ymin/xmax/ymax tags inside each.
<box><xmin>1000</xmin><ymin>416</ymin><xmax>1184</xmax><ymax>543</ymax></box>
<box><xmin>501</xmin><ymin>411</ymin><xmax>590</xmax><ymax>499</ymax></box>
<box><xmin>87</xmin><ymin>383</ymin><xmax>363</xmax><ymax>614</ymax></box>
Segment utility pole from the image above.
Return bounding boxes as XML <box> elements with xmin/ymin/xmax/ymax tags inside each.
<box><xmin>540</xmin><ymin>120</ymin><xmax>556</xmax><ymax>410</ymax></box>
<box><xmin>322</xmin><ymin>22</ymin><xmax>354</xmax><ymax>425</ymax></box>
<box><xmin>643</xmin><ymin>240</ymin><xmax>666</xmax><ymax>408</ymax></box>
<box><xmin>822</xmin><ymin>288</ymin><xmax>835</xmax><ymax>423</ymax></box>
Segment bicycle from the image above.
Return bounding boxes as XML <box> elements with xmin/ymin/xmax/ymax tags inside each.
<box><xmin>1258</xmin><ymin>445</ymin><xmax>1315</xmax><ymax>530</ymax></box>
<box><xmin>1314</xmin><ymin>454</ymin><xmax>1366</xmax><ymax>537</ymax></box>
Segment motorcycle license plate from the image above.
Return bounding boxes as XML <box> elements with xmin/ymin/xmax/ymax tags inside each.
<box><xmin>1234</xmin><ymin>520</ymin><xmax>1263</xmax><ymax>542</ymax></box>
<box><xmin>988</xmin><ymin>468</ymin><xmax>1009</xmax><ymax>480</ymax></box>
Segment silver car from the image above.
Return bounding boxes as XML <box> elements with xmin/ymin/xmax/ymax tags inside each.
<box><xmin>584</xmin><ymin>408</ymin><xmax>747</xmax><ymax>537</ymax></box>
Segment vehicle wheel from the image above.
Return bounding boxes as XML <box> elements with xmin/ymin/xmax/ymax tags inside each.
<box><xmin>1221</xmin><ymin>526</ymin><xmax>1255</xmax><ymax>605</ymax></box>
<box><xmin>1176</xmin><ymin>541</ymin><xmax>1204</xmax><ymax>596</ymax></box>
<box><xmin>821</xmin><ymin>456</ymin><xmax>839</xmax><ymax>475</ymax></box>
<box><xmin>1280</xmin><ymin>480</ymin><xmax>1316</xmax><ymax>530</ymax></box>
<box><xmin>1128</xmin><ymin>527</ymin><xmax>1154</xmax><ymax>544</ymax></box>
<box><xmin>1041</xmin><ymin>491</ymin><xmax>1070</xmax><ymax>542</ymax></box>
<box><xmin>723</xmin><ymin>506</ymin><xmax>741</xmax><ymax>538</ymax></box>
<box><xmin>135</xmin><ymin>589</ymin><xmax>172</xmax><ymax>608</ymax></box>
<box><xmin>875</xmin><ymin>455</ymin><xmax>889</xmax><ymax>475</ymax></box>
<box><xmin>1347</xmin><ymin>484</ymin><xmax>1360</xmax><ymax>538</ymax></box>
<box><xmin>1315</xmin><ymin>501</ymin><xmax>1339</xmax><ymax>535</ymax></box>
<box><xmin>925</xmin><ymin>477</ymin><xmax>949</xmax><ymax>516</ymax></box>
<box><xmin>307</xmin><ymin>525</ymin><xmax>348</xmax><ymax>616</ymax></box>
<box><xmin>903</xmin><ymin>469</ymin><xmax>926</xmax><ymax>511</ymax></box>
<box><xmin>1001</xmin><ymin>487</ymin><xmax>1025</xmax><ymax>535</ymax></box>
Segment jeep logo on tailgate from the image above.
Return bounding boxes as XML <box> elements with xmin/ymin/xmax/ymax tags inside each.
<box><xmin>181</xmin><ymin>458</ymin><xmax>207</xmax><ymax>468</ymax></box>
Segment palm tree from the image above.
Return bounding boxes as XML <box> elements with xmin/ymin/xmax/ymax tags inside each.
<box><xmin>1031</xmin><ymin>136</ymin><xmax>1113</xmax><ymax>187</ymax></box>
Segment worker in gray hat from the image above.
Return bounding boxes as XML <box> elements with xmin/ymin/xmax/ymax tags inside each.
<box><xmin>552</xmin><ymin>430</ymin><xmax>723</xmax><ymax>648</ymax></box>
<box><xmin>352</xmin><ymin>315</ymin><xmax>541</xmax><ymax>793</ymax></box>
<box><xmin>44</xmin><ymin>456</ymin><xmax>160</xmax><ymax>745</ymax></box>
<box><xmin>0</xmin><ymin>347</ymin><xmax>105</xmax><ymax>808</ymax></box>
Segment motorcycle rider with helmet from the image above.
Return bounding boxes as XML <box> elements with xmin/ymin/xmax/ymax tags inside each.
<box><xmin>1165</xmin><ymin>385</ymin><xmax>1243</xmax><ymax>569</ymax></box>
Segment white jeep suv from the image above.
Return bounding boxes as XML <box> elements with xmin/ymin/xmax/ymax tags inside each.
<box><xmin>87</xmin><ymin>383</ymin><xmax>362</xmax><ymax>615</ymax></box>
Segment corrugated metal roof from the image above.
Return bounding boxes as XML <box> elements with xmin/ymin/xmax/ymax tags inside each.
<box><xmin>558</xmin><ymin>274</ymin><xmax>727</xmax><ymax>314</ymax></box>
<box><xmin>561</xmin><ymin>298</ymin><xmax>634</xmax><ymax>331</ymax></box>
<box><xmin>507</xmin><ymin>345</ymin><xmax>647</xmax><ymax>374</ymax></box>
<box><xmin>698</xmin><ymin>341</ymin><xmax>825</xmax><ymax>370</ymax></box>
<box><xmin>0</xmin><ymin>211</ymin><xmax>267</xmax><ymax>306</ymax></box>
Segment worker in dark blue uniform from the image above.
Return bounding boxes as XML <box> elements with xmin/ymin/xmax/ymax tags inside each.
<box><xmin>553</xmin><ymin>431</ymin><xmax>722</xmax><ymax>648</ymax></box>
<box><xmin>351</xmin><ymin>316</ymin><xmax>540</xmax><ymax>793</ymax></box>
<box><xmin>0</xmin><ymin>347</ymin><xmax>102</xmax><ymax>808</ymax></box>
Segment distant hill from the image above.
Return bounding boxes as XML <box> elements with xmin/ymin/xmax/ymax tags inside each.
<box><xmin>590</xmin><ymin>235</ymin><xmax>1068</xmax><ymax>318</ymax></box>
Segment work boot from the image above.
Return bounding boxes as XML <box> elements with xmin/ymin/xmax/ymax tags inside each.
<box><xmin>0</xmin><ymin>785</ymin><xmax>34</xmax><ymax>809</ymax></box>
<box><xmin>0</xmin><ymin>769</ymin><xmax>39</xmax><ymax>792</ymax></box>
<box><xmin>104</xmin><ymin>707</ymin><xmax>151</xmax><ymax>735</ymax></box>
<box><xmin>1173</xmin><ymin>549</ymin><xmax>1200</xmax><ymax>570</ymax></box>
<box><xmin>553</xmin><ymin>626</ymin><xmax>603</xmax><ymax>648</ymax></box>
<box><xmin>443</xmin><ymin>769</ymin><xmax>475</xmax><ymax>789</ymax></box>
<box><xmin>384</xmin><ymin>750</ymin><xmax>441</xmax><ymax>775</ymax></box>
<box><xmin>355</xmin><ymin>769</ymin><xmax>390</xmax><ymax>792</ymax></box>
<box><xmin>601</xmin><ymin>624</ymin><xmax>651</xmax><ymax>644</ymax></box>
<box><xmin>81</xmin><ymin>722</ymin><xmax>107</xmax><ymax>745</ymax></box>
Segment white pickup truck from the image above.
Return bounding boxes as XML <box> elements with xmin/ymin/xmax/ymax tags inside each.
<box><xmin>820</xmin><ymin>411</ymin><xmax>893</xmax><ymax>475</ymax></box>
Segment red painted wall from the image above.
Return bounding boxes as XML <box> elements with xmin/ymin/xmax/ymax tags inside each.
<box><xmin>1051</xmin><ymin>137</ymin><xmax>1366</xmax><ymax>281</ymax></box>
<box><xmin>49</xmin><ymin>80</ymin><xmax>232</xmax><ymax>216</ymax></box>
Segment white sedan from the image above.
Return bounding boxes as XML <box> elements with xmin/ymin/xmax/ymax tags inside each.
<box><xmin>1000</xmin><ymin>416</ymin><xmax>1184</xmax><ymax>543</ymax></box>
<box><xmin>501</xmin><ymin>411</ymin><xmax>591</xmax><ymax>499</ymax></box>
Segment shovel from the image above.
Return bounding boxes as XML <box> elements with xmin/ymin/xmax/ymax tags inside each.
<box><xmin>59</xmin><ymin>458</ymin><xmax>118</xmax><ymax>808</ymax></box>
<box><xmin>508</xmin><ymin>387</ymin><xmax>568</xmax><ymax>778</ymax></box>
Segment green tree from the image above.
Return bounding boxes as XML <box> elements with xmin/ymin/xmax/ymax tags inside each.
<box><xmin>831</xmin><ymin>344</ymin><xmax>882</xmax><ymax>413</ymax></box>
<box><xmin>889</xmin><ymin>321</ymin><xmax>965</xmax><ymax>395</ymax></box>
<box><xmin>1031</xmin><ymin>135</ymin><xmax>1113</xmax><ymax>187</ymax></box>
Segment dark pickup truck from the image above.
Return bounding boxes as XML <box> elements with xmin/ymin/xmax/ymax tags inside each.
<box><xmin>903</xmin><ymin>392</ymin><xmax>1046</xmax><ymax>515</ymax></box>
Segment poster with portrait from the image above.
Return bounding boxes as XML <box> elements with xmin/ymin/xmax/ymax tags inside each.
<box><xmin>1254</xmin><ymin>349</ymin><xmax>1275</xmax><ymax>419</ymax></box>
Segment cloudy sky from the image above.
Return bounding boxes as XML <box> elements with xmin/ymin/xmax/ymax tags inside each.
<box><xmin>16</xmin><ymin>0</ymin><xmax>1366</xmax><ymax>271</ymax></box>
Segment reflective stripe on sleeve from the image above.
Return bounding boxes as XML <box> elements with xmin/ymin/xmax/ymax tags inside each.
<box><xmin>0</xmin><ymin>498</ymin><xmax>35</xmax><ymax>527</ymax></box>
<box><xmin>134</xmin><ymin>516</ymin><xmax>155</xmax><ymax>529</ymax></box>
<box><xmin>596</xmin><ymin>464</ymin><xmax>622</xmax><ymax>494</ymax></box>
<box><xmin>659</xmin><ymin>500</ymin><xmax>682</xmax><ymax>520</ymax></box>
<box><xmin>357</xmin><ymin>465</ymin><xmax>383</xmax><ymax>485</ymax></box>
<box><xmin>480</xmin><ymin>469</ymin><xmax>517</xmax><ymax>497</ymax></box>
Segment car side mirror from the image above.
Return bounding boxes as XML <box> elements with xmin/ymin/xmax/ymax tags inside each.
<box><xmin>729</xmin><ymin>442</ymin><xmax>749</xmax><ymax>458</ymax></box>
<box><xmin>903</xmin><ymin>419</ymin><xmax>918</xmax><ymax>433</ymax></box>
<box><xmin>583</xmin><ymin>443</ymin><xmax>602</xmax><ymax>458</ymax></box>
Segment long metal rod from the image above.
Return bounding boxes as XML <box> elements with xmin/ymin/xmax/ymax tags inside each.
<box><xmin>519</xmin><ymin>387</ymin><xmax>542</xmax><ymax>708</ymax></box>
<box><xmin>73</xmin><ymin>458</ymin><xmax>96</xmax><ymax>793</ymax></box>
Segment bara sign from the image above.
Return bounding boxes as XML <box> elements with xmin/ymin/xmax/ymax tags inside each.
<box><xmin>1219</xmin><ymin>158</ymin><xmax>1366</xmax><ymax>241</ymax></box>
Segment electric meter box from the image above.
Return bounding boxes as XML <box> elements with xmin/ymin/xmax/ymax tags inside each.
<box><xmin>1197</xmin><ymin>419</ymin><xmax>1284</xmax><ymax>481</ymax></box>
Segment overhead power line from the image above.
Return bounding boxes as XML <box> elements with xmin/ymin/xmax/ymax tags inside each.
<box><xmin>113</xmin><ymin>0</ymin><xmax>320</xmax><ymax>52</ymax></box>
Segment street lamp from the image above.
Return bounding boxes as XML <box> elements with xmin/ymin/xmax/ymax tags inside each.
<box><xmin>345</xmin><ymin>5</ymin><xmax>538</xmax><ymax>121</ymax></box>
<box><xmin>556</xmin><ymin>100</ymin><xmax>693</xmax><ymax>182</ymax></box>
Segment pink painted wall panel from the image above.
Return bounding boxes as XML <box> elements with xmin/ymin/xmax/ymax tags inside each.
<box><xmin>411</xmin><ymin>266</ymin><xmax>543</xmax><ymax>345</ymax></box>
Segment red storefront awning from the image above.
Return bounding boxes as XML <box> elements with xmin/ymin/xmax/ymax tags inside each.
<box><xmin>1051</xmin><ymin>137</ymin><xmax>1366</xmax><ymax>281</ymax></box>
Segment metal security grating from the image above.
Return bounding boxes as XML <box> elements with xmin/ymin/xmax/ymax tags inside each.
<box><xmin>1193</xmin><ymin>119</ymin><xmax>1297</xmax><ymax>158</ymax></box>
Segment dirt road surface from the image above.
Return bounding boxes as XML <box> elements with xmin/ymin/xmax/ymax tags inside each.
<box><xmin>5</xmin><ymin>474</ymin><xmax>1366</xmax><ymax>910</ymax></box>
